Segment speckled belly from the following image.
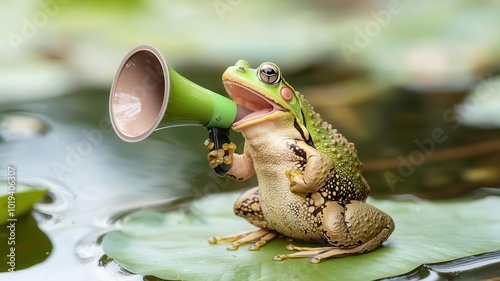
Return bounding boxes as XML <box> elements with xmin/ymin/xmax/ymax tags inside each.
<box><xmin>256</xmin><ymin>167</ymin><xmax>327</xmax><ymax>243</ymax></box>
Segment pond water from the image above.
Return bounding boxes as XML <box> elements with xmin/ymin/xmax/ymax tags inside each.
<box><xmin>0</xmin><ymin>89</ymin><xmax>254</xmax><ymax>280</ymax></box>
<box><xmin>0</xmin><ymin>82</ymin><xmax>499</xmax><ymax>280</ymax></box>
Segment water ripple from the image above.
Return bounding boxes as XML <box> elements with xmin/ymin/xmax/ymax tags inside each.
<box><xmin>378</xmin><ymin>250</ymin><xmax>500</xmax><ymax>281</ymax></box>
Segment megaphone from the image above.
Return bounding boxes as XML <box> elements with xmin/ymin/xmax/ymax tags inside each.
<box><xmin>109</xmin><ymin>45</ymin><xmax>237</xmax><ymax>176</ymax></box>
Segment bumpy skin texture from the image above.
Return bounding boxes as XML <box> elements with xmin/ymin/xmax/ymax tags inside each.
<box><xmin>207</xmin><ymin>60</ymin><xmax>394</xmax><ymax>263</ymax></box>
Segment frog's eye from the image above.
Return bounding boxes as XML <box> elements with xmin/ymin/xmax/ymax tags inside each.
<box><xmin>257</xmin><ymin>63</ymin><xmax>281</xmax><ymax>85</ymax></box>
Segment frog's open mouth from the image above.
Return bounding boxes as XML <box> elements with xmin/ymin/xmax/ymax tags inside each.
<box><xmin>224</xmin><ymin>81</ymin><xmax>285</xmax><ymax>127</ymax></box>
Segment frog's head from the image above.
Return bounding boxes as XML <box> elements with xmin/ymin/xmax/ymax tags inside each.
<box><xmin>223</xmin><ymin>60</ymin><xmax>303</xmax><ymax>130</ymax></box>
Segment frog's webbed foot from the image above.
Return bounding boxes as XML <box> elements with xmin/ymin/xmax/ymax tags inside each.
<box><xmin>273</xmin><ymin>244</ymin><xmax>361</xmax><ymax>263</ymax></box>
<box><xmin>204</xmin><ymin>139</ymin><xmax>236</xmax><ymax>169</ymax></box>
<box><xmin>208</xmin><ymin>228</ymin><xmax>278</xmax><ymax>251</ymax></box>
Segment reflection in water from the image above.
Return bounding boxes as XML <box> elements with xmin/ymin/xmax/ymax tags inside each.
<box><xmin>99</xmin><ymin>255</ymin><xmax>142</xmax><ymax>281</ymax></box>
<box><xmin>31</xmin><ymin>178</ymin><xmax>75</xmax><ymax>227</ymax></box>
<box><xmin>91</xmin><ymin>197</ymin><xmax>187</xmax><ymax>229</ymax></box>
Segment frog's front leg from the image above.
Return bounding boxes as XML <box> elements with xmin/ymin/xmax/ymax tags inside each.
<box><xmin>274</xmin><ymin>200</ymin><xmax>394</xmax><ymax>263</ymax></box>
<box><xmin>208</xmin><ymin>187</ymin><xmax>278</xmax><ymax>251</ymax></box>
<box><xmin>285</xmin><ymin>141</ymin><xmax>334</xmax><ymax>194</ymax></box>
<box><xmin>204</xmin><ymin>140</ymin><xmax>255</xmax><ymax>180</ymax></box>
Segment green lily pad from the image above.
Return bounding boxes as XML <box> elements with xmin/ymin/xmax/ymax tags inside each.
<box><xmin>102</xmin><ymin>192</ymin><xmax>500</xmax><ymax>280</ymax></box>
<box><xmin>0</xmin><ymin>181</ymin><xmax>47</xmax><ymax>221</ymax></box>
<box><xmin>0</xmin><ymin>181</ymin><xmax>51</xmax><ymax>272</ymax></box>
<box><xmin>0</xmin><ymin>213</ymin><xmax>53</xmax><ymax>272</ymax></box>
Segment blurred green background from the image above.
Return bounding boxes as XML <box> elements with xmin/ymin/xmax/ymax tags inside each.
<box><xmin>1</xmin><ymin>0</ymin><xmax>499</xmax><ymax>280</ymax></box>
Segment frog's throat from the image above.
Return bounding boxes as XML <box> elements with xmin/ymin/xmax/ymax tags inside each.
<box><xmin>223</xmin><ymin>81</ymin><xmax>285</xmax><ymax>128</ymax></box>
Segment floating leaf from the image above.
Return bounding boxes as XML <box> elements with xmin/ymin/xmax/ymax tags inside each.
<box><xmin>0</xmin><ymin>213</ymin><xmax>52</xmax><ymax>272</ymax></box>
<box><xmin>0</xmin><ymin>181</ymin><xmax>47</xmax><ymax>221</ymax></box>
<box><xmin>0</xmin><ymin>181</ymin><xmax>51</xmax><ymax>272</ymax></box>
<box><xmin>104</xmin><ymin>192</ymin><xmax>500</xmax><ymax>280</ymax></box>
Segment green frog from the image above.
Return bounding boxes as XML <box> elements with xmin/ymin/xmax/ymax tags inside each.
<box><xmin>205</xmin><ymin>60</ymin><xmax>394</xmax><ymax>263</ymax></box>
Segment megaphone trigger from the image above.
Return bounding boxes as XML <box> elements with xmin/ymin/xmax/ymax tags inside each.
<box><xmin>207</xmin><ymin>127</ymin><xmax>232</xmax><ymax>176</ymax></box>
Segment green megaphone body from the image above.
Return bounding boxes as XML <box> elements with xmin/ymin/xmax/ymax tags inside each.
<box><xmin>109</xmin><ymin>45</ymin><xmax>237</xmax><ymax>175</ymax></box>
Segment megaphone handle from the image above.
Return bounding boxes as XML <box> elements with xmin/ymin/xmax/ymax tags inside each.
<box><xmin>207</xmin><ymin>127</ymin><xmax>231</xmax><ymax>177</ymax></box>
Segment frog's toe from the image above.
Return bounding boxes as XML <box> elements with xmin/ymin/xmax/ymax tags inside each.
<box><xmin>285</xmin><ymin>169</ymin><xmax>303</xmax><ymax>179</ymax></box>
<box><xmin>207</xmin><ymin>149</ymin><xmax>226</xmax><ymax>168</ymax></box>
<box><xmin>208</xmin><ymin>228</ymin><xmax>278</xmax><ymax>251</ymax></box>
<box><xmin>272</xmin><ymin>244</ymin><xmax>366</xmax><ymax>263</ymax></box>
<box><xmin>209</xmin><ymin>159</ymin><xmax>222</xmax><ymax>169</ymax></box>
<box><xmin>286</xmin><ymin>169</ymin><xmax>311</xmax><ymax>194</ymax></box>
<box><xmin>223</xmin><ymin>155</ymin><xmax>232</xmax><ymax>165</ymax></box>
<box><xmin>204</xmin><ymin>139</ymin><xmax>215</xmax><ymax>150</ymax></box>
<box><xmin>222</xmin><ymin>142</ymin><xmax>237</xmax><ymax>153</ymax></box>
<box><xmin>207</xmin><ymin>149</ymin><xmax>225</xmax><ymax>159</ymax></box>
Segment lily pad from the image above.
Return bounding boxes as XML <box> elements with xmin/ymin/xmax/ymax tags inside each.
<box><xmin>0</xmin><ymin>181</ymin><xmax>47</xmax><ymax>221</ymax></box>
<box><xmin>0</xmin><ymin>181</ymin><xmax>51</xmax><ymax>272</ymax></box>
<box><xmin>0</xmin><ymin>213</ymin><xmax>53</xmax><ymax>272</ymax></box>
<box><xmin>102</xmin><ymin>192</ymin><xmax>500</xmax><ymax>280</ymax></box>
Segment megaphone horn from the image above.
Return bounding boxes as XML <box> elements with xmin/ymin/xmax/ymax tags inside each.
<box><xmin>109</xmin><ymin>45</ymin><xmax>237</xmax><ymax>176</ymax></box>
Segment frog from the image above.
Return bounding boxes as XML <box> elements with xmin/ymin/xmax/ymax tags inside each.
<box><xmin>204</xmin><ymin>60</ymin><xmax>395</xmax><ymax>263</ymax></box>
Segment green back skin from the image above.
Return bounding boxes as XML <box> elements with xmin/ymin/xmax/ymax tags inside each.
<box><xmin>295</xmin><ymin>92</ymin><xmax>367</xmax><ymax>199</ymax></box>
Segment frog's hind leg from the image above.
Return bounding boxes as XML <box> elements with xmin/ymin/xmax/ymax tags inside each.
<box><xmin>208</xmin><ymin>187</ymin><xmax>278</xmax><ymax>251</ymax></box>
<box><xmin>232</xmin><ymin>187</ymin><xmax>270</xmax><ymax>229</ymax></box>
<box><xmin>274</xmin><ymin>200</ymin><xmax>394</xmax><ymax>263</ymax></box>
